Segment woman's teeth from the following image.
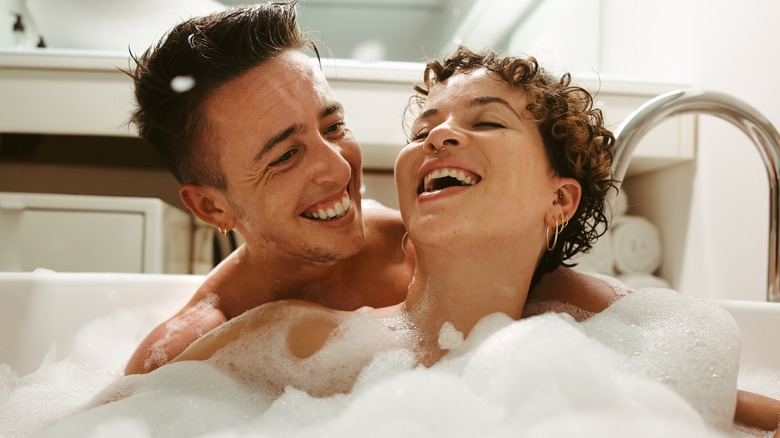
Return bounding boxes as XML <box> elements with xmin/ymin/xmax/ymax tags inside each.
<box><xmin>422</xmin><ymin>167</ymin><xmax>478</xmax><ymax>193</ymax></box>
<box><xmin>302</xmin><ymin>195</ymin><xmax>352</xmax><ymax>220</ymax></box>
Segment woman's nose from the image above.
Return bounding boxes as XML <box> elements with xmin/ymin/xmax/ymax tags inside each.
<box><xmin>425</xmin><ymin>121</ymin><xmax>464</xmax><ymax>156</ymax></box>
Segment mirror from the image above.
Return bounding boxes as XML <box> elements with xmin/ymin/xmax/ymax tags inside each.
<box><xmin>3</xmin><ymin>0</ymin><xmax>601</xmax><ymax>72</ymax></box>
<box><xmin>219</xmin><ymin>0</ymin><xmax>602</xmax><ymax>69</ymax></box>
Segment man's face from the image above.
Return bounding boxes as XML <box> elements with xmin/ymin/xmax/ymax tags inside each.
<box><xmin>203</xmin><ymin>50</ymin><xmax>365</xmax><ymax>264</ymax></box>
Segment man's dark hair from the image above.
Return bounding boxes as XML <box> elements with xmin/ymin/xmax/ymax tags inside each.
<box><xmin>127</xmin><ymin>1</ymin><xmax>314</xmax><ymax>190</ymax></box>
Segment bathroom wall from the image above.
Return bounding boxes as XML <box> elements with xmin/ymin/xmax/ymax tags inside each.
<box><xmin>601</xmin><ymin>0</ymin><xmax>780</xmax><ymax>300</ymax></box>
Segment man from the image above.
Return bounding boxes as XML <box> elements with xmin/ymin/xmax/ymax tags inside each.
<box><xmin>124</xmin><ymin>2</ymin><xmax>412</xmax><ymax>374</ymax></box>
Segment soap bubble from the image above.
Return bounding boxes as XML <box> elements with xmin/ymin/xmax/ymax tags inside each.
<box><xmin>170</xmin><ymin>76</ymin><xmax>196</xmax><ymax>93</ymax></box>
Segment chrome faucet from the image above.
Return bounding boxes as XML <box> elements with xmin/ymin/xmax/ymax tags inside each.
<box><xmin>611</xmin><ymin>89</ymin><xmax>780</xmax><ymax>302</ymax></box>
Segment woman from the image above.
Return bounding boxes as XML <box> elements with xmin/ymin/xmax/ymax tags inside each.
<box><xmin>172</xmin><ymin>46</ymin><xmax>778</xmax><ymax>434</ymax></box>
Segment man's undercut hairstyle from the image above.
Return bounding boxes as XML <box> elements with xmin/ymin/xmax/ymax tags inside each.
<box><xmin>127</xmin><ymin>1</ymin><xmax>315</xmax><ymax>190</ymax></box>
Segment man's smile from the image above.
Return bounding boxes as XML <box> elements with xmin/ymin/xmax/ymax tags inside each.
<box><xmin>301</xmin><ymin>194</ymin><xmax>352</xmax><ymax>220</ymax></box>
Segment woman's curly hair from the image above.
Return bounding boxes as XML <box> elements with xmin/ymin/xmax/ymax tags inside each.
<box><xmin>411</xmin><ymin>46</ymin><xmax>617</xmax><ymax>283</ymax></box>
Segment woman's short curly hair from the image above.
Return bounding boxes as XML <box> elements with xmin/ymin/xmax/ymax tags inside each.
<box><xmin>411</xmin><ymin>46</ymin><xmax>617</xmax><ymax>282</ymax></box>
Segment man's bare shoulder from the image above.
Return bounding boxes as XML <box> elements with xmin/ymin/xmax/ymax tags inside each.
<box><xmin>361</xmin><ymin>201</ymin><xmax>404</xmax><ymax>229</ymax></box>
<box><xmin>195</xmin><ymin>245</ymin><xmax>280</xmax><ymax>317</ymax></box>
<box><xmin>360</xmin><ymin>202</ymin><xmax>408</xmax><ymax>258</ymax></box>
<box><xmin>528</xmin><ymin>267</ymin><xmax>631</xmax><ymax>315</ymax></box>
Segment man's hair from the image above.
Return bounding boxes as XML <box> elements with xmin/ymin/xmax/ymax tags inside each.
<box><xmin>412</xmin><ymin>46</ymin><xmax>617</xmax><ymax>283</ymax></box>
<box><xmin>126</xmin><ymin>1</ymin><xmax>314</xmax><ymax>190</ymax></box>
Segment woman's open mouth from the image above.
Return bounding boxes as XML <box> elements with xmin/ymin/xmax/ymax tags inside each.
<box><xmin>418</xmin><ymin>167</ymin><xmax>481</xmax><ymax>195</ymax></box>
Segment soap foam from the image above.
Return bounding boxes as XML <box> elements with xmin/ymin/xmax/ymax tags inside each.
<box><xmin>0</xmin><ymin>288</ymin><xmax>776</xmax><ymax>438</ymax></box>
<box><xmin>203</xmin><ymin>305</ymin><xmax>418</xmax><ymax>397</ymax></box>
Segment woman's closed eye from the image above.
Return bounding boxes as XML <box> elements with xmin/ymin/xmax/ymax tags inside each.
<box><xmin>410</xmin><ymin>130</ymin><xmax>430</xmax><ymax>142</ymax></box>
<box><xmin>475</xmin><ymin>121</ymin><xmax>505</xmax><ymax>129</ymax></box>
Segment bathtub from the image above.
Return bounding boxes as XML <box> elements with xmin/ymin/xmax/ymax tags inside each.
<box><xmin>0</xmin><ymin>271</ymin><xmax>200</xmax><ymax>375</ymax></box>
<box><xmin>0</xmin><ymin>271</ymin><xmax>778</xmax><ymax>437</ymax></box>
<box><xmin>1</xmin><ymin>271</ymin><xmax>778</xmax><ymax>375</ymax></box>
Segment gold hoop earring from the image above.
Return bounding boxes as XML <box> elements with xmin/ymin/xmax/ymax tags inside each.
<box><xmin>546</xmin><ymin>219</ymin><xmax>559</xmax><ymax>251</ymax></box>
<box><xmin>401</xmin><ymin>232</ymin><xmax>411</xmax><ymax>257</ymax></box>
<box><xmin>217</xmin><ymin>226</ymin><xmax>227</xmax><ymax>236</ymax></box>
<box><xmin>557</xmin><ymin>213</ymin><xmax>569</xmax><ymax>233</ymax></box>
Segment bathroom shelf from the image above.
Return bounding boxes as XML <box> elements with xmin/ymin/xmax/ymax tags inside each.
<box><xmin>0</xmin><ymin>48</ymin><xmax>694</xmax><ymax>174</ymax></box>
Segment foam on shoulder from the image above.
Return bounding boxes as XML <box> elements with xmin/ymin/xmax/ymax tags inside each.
<box><xmin>581</xmin><ymin>287</ymin><xmax>742</xmax><ymax>431</ymax></box>
<box><xmin>204</xmin><ymin>302</ymin><xmax>417</xmax><ymax>397</ymax></box>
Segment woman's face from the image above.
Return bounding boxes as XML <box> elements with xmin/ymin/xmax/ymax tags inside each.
<box><xmin>395</xmin><ymin>69</ymin><xmax>564</xmax><ymax>252</ymax></box>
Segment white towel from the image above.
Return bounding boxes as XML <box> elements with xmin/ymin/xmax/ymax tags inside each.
<box><xmin>610</xmin><ymin>188</ymin><xmax>629</xmax><ymax>218</ymax></box>
<box><xmin>571</xmin><ymin>229</ymin><xmax>615</xmax><ymax>275</ymax></box>
<box><xmin>617</xmin><ymin>273</ymin><xmax>671</xmax><ymax>290</ymax></box>
<box><xmin>611</xmin><ymin>215</ymin><xmax>663</xmax><ymax>274</ymax></box>
<box><xmin>611</xmin><ymin>216</ymin><xmax>662</xmax><ymax>274</ymax></box>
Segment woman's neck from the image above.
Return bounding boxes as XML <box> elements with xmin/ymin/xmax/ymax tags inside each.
<box><xmin>401</xmin><ymin>240</ymin><xmax>536</xmax><ymax>363</ymax></box>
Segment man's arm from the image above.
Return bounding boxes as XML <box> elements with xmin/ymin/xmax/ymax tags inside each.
<box><xmin>735</xmin><ymin>389</ymin><xmax>780</xmax><ymax>434</ymax></box>
<box><xmin>124</xmin><ymin>294</ymin><xmax>228</xmax><ymax>375</ymax></box>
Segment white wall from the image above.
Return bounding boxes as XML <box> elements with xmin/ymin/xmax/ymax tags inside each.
<box><xmin>602</xmin><ymin>0</ymin><xmax>780</xmax><ymax>300</ymax></box>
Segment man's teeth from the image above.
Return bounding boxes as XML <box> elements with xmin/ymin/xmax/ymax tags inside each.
<box><xmin>303</xmin><ymin>195</ymin><xmax>351</xmax><ymax>220</ymax></box>
<box><xmin>423</xmin><ymin>168</ymin><xmax>477</xmax><ymax>193</ymax></box>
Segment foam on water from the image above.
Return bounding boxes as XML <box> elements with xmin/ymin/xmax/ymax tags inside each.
<box><xmin>1</xmin><ymin>288</ymin><xmax>777</xmax><ymax>437</ymax></box>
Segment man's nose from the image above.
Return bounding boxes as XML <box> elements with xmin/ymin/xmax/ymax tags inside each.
<box><xmin>310</xmin><ymin>139</ymin><xmax>352</xmax><ymax>186</ymax></box>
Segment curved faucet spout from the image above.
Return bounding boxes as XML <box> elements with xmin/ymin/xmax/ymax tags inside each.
<box><xmin>611</xmin><ymin>89</ymin><xmax>780</xmax><ymax>302</ymax></box>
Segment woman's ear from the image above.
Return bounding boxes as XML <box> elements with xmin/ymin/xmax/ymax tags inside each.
<box><xmin>179</xmin><ymin>184</ymin><xmax>235</xmax><ymax>231</ymax></box>
<box><xmin>555</xmin><ymin>179</ymin><xmax>581</xmax><ymax>218</ymax></box>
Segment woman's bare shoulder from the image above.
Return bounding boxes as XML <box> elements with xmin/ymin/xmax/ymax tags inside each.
<box><xmin>173</xmin><ymin>299</ymin><xmax>342</xmax><ymax>363</ymax></box>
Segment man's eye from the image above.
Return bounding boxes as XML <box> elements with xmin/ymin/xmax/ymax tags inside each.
<box><xmin>269</xmin><ymin>149</ymin><xmax>298</xmax><ymax>167</ymax></box>
<box><xmin>325</xmin><ymin>122</ymin><xmax>346</xmax><ymax>135</ymax></box>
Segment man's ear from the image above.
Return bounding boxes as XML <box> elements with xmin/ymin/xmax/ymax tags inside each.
<box><xmin>179</xmin><ymin>184</ymin><xmax>235</xmax><ymax>231</ymax></box>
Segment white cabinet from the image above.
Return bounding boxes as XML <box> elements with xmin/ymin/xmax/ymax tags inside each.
<box><xmin>0</xmin><ymin>49</ymin><xmax>694</xmax><ymax>174</ymax></box>
<box><xmin>0</xmin><ymin>192</ymin><xmax>191</xmax><ymax>273</ymax></box>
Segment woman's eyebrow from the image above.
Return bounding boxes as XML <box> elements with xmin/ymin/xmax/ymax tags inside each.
<box><xmin>415</xmin><ymin>96</ymin><xmax>521</xmax><ymax>126</ymax></box>
<box><xmin>469</xmin><ymin>96</ymin><xmax>523</xmax><ymax>120</ymax></box>
<box><xmin>416</xmin><ymin>107</ymin><xmax>439</xmax><ymax>122</ymax></box>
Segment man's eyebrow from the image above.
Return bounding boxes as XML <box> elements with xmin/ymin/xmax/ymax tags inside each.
<box><xmin>322</xmin><ymin>102</ymin><xmax>343</xmax><ymax>119</ymax></box>
<box><xmin>254</xmin><ymin>102</ymin><xmax>345</xmax><ymax>162</ymax></box>
<box><xmin>469</xmin><ymin>96</ymin><xmax>522</xmax><ymax>120</ymax></box>
<box><xmin>255</xmin><ymin>124</ymin><xmax>303</xmax><ymax>162</ymax></box>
